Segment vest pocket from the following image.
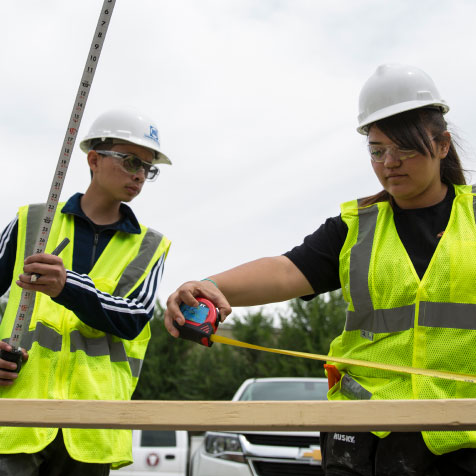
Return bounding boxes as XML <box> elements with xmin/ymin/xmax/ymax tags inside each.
<box><xmin>29</xmin><ymin>293</ymin><xmax>64</xmax><ymax>333</ymax></box>
<box><xmin>67</xmin><ymin>337</ymin><xmax>132</xmax><ymax>401</ymax></box>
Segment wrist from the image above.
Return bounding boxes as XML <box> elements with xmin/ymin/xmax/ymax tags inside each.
<box><xmin>201</xmin><ymin>278</ymin><xmax>218</xmax><ymax>288</ymax></box>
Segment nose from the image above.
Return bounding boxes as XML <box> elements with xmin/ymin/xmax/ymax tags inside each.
<box><xmin>382</xmin><ymin>149</ymin><xmax>401</xmax><ymax>168</ymax></box>
<box><xmin>132</xmin><ymin>167</ymin><xmax>146</xmax><ymax>182</ymax></box>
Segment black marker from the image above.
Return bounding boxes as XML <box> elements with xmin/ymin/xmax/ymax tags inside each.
<box><xmin>30</xmin><ymin>238</ymin><xmax>70</xmax><ymax>283</ymax></box>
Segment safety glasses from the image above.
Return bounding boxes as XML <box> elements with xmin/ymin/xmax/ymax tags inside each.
<box><xmin>367</xmin><ymin>144</ymin><xmax>418</xmax><ymax>163</ymax></box>
<box><xmin>98</xmin><ymin>151</ymin><xmax>159</xmax><ymax>181</ymax></box>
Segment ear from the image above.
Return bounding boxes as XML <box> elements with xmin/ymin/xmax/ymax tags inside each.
<box><xmin>87</xmin><ymin>151</ymin><xmax>100</xmax><ymax>175</ymax></box>
<box><xmin>438</xmin><ymin>131</ymin><xmax>451</xmax><ymax>159</ymax></box>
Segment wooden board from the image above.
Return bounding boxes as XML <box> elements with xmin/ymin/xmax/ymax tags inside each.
<box><xmin>0</xmin><ymin>399</ymin><xmax>475</xmax><ymax>431</ymax></box>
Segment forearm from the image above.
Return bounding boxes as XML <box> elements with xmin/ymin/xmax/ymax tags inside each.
<box><xmin>164</xmin><ymin>256</ymin><xmax>313</xmax><ymax>338</ymax></box>
<box><xmin>209</xmin><ymin>255</ymin><xmax>313</xmax><ymax>307</ymax></box>
<box><xmin>53</xmin><ymin>270</ymin><xmax>156</xmax><ymax>339</ymax></box>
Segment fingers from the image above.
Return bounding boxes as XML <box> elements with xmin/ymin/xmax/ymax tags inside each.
<box><xmin>164</xmin><ymin>287</ymin><xmax>196</xmax><ymax>338</ymax></box>
<box><xmin>22</xmin><ymin>255</ymin><xmax>64</xmax><ymax>279</ymax></box>
<box><xmin>164</xmin><ymin>280</ymin><xmax>232</xmax><ymax>338</ymax></box>
<box><xmin>0</xmin><ymin>340</ymin><xmax>28</xmax><ymax>362</ymax></box>
<box><xmin>17</xmin><ymin>254</ymin><xmax>66</xmax><ymax>297</ymax></box>
<box><xmin>177</xmin><ymin>281</ymin><xmax>232</xmax><ymax>319</ymax></box>
<box><xmin>20</xmin><ymin>347</ymin><xmax>29</xmax><ymax>362</ymax></box>
<box><xmin>0</xmin><ymin>342</ymin><xmax>23</xmax><ymax>385</ymax></box>
<box><xmin>0</xmin><ymin>369</ymin><xmax>19</xmax><ymax>385</ymax></box>
<box><xmin>24</xmin><ymin>253</ymin><xmax>64</xmax><ymax>266</ymax></box>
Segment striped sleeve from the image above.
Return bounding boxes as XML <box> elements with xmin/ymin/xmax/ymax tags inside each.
<box><xmin>0</xmin><ymin>217</ymin><xmax>19</xmax><ymax>297</ymax></box>
<box><xmin>52</xmin><ymin>256</ymin><xmax>165</xmax><ymax>340</ymax></box>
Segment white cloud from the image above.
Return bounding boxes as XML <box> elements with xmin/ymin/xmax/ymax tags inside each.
<box><xmin>1</xmin><ymin>0</ymin><xmax>476</xmax><ymax>318</ymax></box>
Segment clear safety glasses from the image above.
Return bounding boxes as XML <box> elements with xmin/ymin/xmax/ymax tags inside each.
<box><xmin>98</xmin><ymin>151</ymin><xmax>159</xmax><ymax>181</ymax></box>
<box><xmin>367</xmin><ymin>144</ymin><xmax>419</xmax><ymax>163</ymax></box>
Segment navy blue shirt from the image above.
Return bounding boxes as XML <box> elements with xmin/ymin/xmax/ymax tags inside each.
<box><xmin>0</xmin><ymin>193</ymin><xmax>165</xmax><ymax>340</ymax></box>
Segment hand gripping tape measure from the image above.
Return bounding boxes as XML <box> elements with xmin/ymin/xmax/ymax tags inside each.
<box><xmin>174</xmin><ymin>298</ymin><xmax>220</xmax><ymax>347</ymax></box>
<box><xmin>0</xmin><ymin>0</ymin><xmax>116</xmax><ymax>373</ymax></box>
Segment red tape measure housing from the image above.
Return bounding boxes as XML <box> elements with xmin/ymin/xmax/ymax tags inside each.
<box><xmin>175</xmin><ymin>298</ymin><xmax>219</xmax><ymax>347</ymax></box>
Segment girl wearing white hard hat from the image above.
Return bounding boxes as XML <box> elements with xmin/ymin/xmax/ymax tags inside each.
<box><xmin>165</xmin><ymin>64</ymin><xmax>475</xmax><ymax>475</ymax></box>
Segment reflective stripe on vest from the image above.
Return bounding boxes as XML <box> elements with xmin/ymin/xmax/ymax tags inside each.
<box><xmin>345</xmin><ymin>189</ymin><xmax>476</xmax><ymax>334</ymax></box>
<box><xmin>114</xmin><ymin>228</ymin><xmax>163</xmax><ymax>297</ymax></box>
<box><xmin>3</xmin><ymin>322</ymin><xmax>62</xmax><ymax>353</ymax></box>
<box><xmin>3</xmin><ymin>323</ymin><xmax>143</xmax><ymax>379</ymax></box>
<box><xmin>70</xmin><ymin>331</ymin><xmax>142</xmax><ymax>378</ymax></box>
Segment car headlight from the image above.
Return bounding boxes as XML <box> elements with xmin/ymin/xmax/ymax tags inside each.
<box><xmin>204</xmin><ymin>432</ymin><xmax>246</xmax><ymax>463</ymax></box>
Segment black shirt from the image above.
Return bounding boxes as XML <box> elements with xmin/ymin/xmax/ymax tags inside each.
<box><xmin>284</xmin><ymin>186</ymin><xmax>455</xmax><ymax>296</ymax></box>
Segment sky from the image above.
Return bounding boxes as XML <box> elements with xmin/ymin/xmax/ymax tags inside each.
<box><xmin>2</xmin><ymin>0</ymin><xmax>476</xmax><ymax>321</ymax></box>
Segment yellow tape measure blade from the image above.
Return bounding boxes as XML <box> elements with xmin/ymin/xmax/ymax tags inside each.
<box><xmin>210</xmin><ymin>334</ymin><xmax>476</xmax><ymax>384</ymax></box>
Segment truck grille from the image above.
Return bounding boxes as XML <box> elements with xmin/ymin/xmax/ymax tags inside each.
<box><xmin>252</xmin><ymin>461</ymin><xmax>324</xmax><ymax>476</ymax></box>
<box><xmin>242</xmin><ymin>434</ymin><xmax>320</xmax><ymax>448</ymax></box>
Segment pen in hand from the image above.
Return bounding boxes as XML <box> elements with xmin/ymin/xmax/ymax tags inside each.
<box><xmin>30</xmin><ymin>238</ymin><xmax>70</xmax><ymax>283</ymax></box>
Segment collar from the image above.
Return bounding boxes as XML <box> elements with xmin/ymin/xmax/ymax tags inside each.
<box><xmin>60</xmin><ymin>193</ymin><xmax>142</xmax><ymax>235</ymax></box>
<box><xmin>392</xmin><ymin>185</ymin><xmax>454</xmax><ymax>215</ymax></box>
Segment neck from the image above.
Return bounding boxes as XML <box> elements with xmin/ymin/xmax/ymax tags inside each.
<box><xmin>81</xmin><ymin>185</ymin><xmax>122</xmax><ymax>225</ymax></box>
<box><xmin>393</xmin><ymin>182</ymin><xmax>448</xmax><ymax>209</ymax></box>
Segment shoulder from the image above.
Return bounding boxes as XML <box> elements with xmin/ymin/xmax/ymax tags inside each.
<box><xmin>137</xmin><ymin>225</ymin><xmax>171</xmax><ymax>258</ymax></box>
<box><xmin>287</xmin><ymin>214</ymin><xmax>347</xmax><ymax>254</ymax></box>
<box><xmin>314</xmin><ymin>215</ymin><xmax>348</xmax><ymax>243</ymax></box>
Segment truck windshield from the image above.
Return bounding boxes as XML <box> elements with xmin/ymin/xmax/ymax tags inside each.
<box><xmin>141</xmin><ymin>430</ymin><xmax>177</xmax><ymax>447</ymax></box>
<box><xmin>238</xmin><ymin>381</ymin><xmax>328</xmax><ymax>401</ymax></box>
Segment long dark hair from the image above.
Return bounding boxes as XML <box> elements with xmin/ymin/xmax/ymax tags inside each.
<box><xmin>360</xmin><ymin>108</ymin><xmax>465</xmax><ymax>206</ymax></box>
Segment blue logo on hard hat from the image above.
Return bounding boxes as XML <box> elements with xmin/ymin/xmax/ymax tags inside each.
<box><xmin>145</xmin><ymin>125</ymin><xmax>160</xmax><ymax>146</ymax></box>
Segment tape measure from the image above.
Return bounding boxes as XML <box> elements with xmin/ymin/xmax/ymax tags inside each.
<box><xmin>0</xmin><ymin>0</ymin><xmax>116</xmax><ymax>371</ymax></box>
<box><xmin>174</xmin><ymin>301</ymin><xmax>476</xmax><ymax>384</ymax></box>
<box><xmin>209</xmin><ymin>334</ymin><xmax>476</xmax><ymax>384</ymax></box>
<box><xmin>174</xmin><ymin>298</ymin><xmax>220</xmax><ymax>347</ymax></box>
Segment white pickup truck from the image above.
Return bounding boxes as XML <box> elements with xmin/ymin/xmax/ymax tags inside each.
<box><xmin>189</xmin><ymin>377</ymin><xmax>328</xmax><ymax>476</ymax></box>
<box><xmin>112</xmin><ymin>377</ymin><xmax>328</xmax><ymax>476</ymax></box>
<box><xmin>113</xmin><ymin>430</ymin><xmax>190</xmax><ymax>476</ymax></box>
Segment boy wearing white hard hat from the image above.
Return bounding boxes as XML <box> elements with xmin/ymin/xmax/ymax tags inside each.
<box><xmin>0</xmin><ymin>109</ymin><xmax>171</xmax><ymax>474</ymax></box>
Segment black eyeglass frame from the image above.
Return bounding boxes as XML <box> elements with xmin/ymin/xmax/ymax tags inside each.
<box><xmin>97</xmin><ymin>150</ymin><xmax>159</xmax><ymax>181</ymax></box>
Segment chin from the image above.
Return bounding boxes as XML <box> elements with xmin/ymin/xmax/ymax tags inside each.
<box><xmin>387</xmin><ymin>184</ymin><xmax>412</xmax><ymax>196</ymax></box>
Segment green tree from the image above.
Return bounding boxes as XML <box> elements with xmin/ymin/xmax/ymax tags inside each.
<box><xmin>133</xmin><ymin>291</ymin><xmax>347</xmax><ymax>400</ymax></box>
<box><xmin>177</xmin><ymin>340</ymin><xmax>246</xmax><ymax>400</ymax></box>
<box><xmin>230</xmin><ymin>311</ymin><xmax>279</xmax><ymax>377</ymax></box>
<box><xmin>133</xmin><ymin>302</ymin><xmax>250</xmax><ymax>401</ymax></box>
<box><xmin>275</xmin><ymin>290</ymin><xmax>347</xmax><ymax>377</ymax></box>
<box><xmin>133</xmin><ymin>302</ymin><xmax>195</xmax><ymax>400</ymax></box>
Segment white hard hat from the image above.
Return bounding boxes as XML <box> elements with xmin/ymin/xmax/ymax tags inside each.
<box><xmin>357</xmin><ymin>64</ymin><xmax>449</xmax><ymax>135</ymax></box>
<box><xmin>80</xmin><ymin>109</ymin><xmax>171</xmax><ymax>165</ymax></box>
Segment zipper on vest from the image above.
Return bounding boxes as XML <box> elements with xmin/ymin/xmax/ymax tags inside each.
<box><xmin>412</xmin><ymin>287</ymin><xmax>422</xmax><ymax>399</ymax></box>
<box><xmin>90</xmin><ymin>233</ymin><xmax>99</xmax><ymax>271</ymax></box>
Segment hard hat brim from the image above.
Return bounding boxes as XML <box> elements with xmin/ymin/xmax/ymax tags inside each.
<box><xmin>357</xmin><ymin>100</ymin><xmax>449</xmax><ymax>135</ymax></box>
<box><xmin>79</xmin><ymin>137</ymin><xmax>172</xmax><ymax>165</ymax></box>
<box><xmin>154</xmin><ymin>151</ymin><xmax>172</xmax><ymax>165</ymax></box>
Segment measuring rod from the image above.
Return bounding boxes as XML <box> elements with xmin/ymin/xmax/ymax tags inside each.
<box><xmin>6</xmin><ymin>0</ymin><xmax>116</xmax><ymax>358</ymax></box>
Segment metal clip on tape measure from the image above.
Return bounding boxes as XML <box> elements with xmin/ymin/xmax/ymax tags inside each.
<box><xmin>175</xmin><ymin>298</ymin><xmax>220</xmax><ymax>347</ymax></box>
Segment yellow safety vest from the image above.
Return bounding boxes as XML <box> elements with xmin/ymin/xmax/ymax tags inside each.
<box><xmin>0</xmin><ymin>203</ymin><xmax>171</xmax><ymax>468</ymax></box>
<box><xmin>328</xmin><ymin>184</ymin><xmax>476</xmax><ymax>454</ymax></box>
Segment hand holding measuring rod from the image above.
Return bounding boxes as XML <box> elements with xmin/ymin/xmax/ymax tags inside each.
<box><xmin>1</xmin><ymin>0</ymin><xmax>116</xmax><ymax>375</ymax></box>
<box><xmin>17</xmin><ymin>237</ymin><xmax>70</xmax><ymax>296</ymax></box>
